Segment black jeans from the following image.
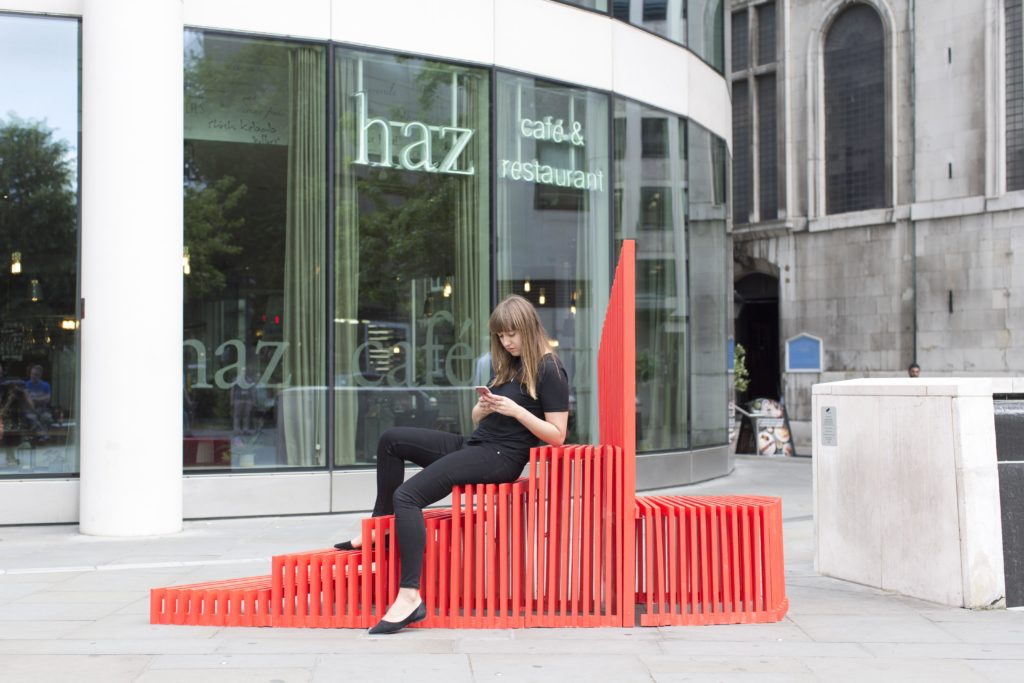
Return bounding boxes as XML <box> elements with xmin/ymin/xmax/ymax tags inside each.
<box><xmin>371</xmin><ymin>426</ymin><xmax>526</xmax><ymax>589</ymax></box>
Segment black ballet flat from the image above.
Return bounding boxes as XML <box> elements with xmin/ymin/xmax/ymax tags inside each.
<box><xmin>334</xmin><ymin>535</ymin><xmax>389</xmax><ymax>552</ymax></box>
<box><xmin>367</xmin><ymin>601</ymin><xmax>426</xmax><ymax>635</ymax></box>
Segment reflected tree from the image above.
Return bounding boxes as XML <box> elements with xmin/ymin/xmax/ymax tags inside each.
<box><xmin>0</xmin><ymin>116</ymin><xmax>77</xmax><ymax>318</ymax></box>
<box><xmin>183</xmin><ymin>176</ymin><xmax>245</xmax><ymax>302</ymax></box>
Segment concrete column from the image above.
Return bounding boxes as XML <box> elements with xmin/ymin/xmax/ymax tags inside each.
<box><xmin>79</xmin><ymin>0</ymin><xmax>183</xmax><ymax>535</ymax></box>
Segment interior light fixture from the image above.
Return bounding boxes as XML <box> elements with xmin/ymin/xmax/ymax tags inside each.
<box><xmin>570</xmin><ymin>305</ymin><xmax>577</xmax><ymax>315</ymax></box>
<box><xmin>182</xmin><ymin>247</ymin><xmax>191</xmax><ymax>275</ymax></box>
<box><xmin>538</xmin><ymin>287</ymin><xmax>546</xmax><ymax>306</ymax></box>
<box><xmin>60</xmin><ymin>319</ymin><xmax>78</xmax><ymax>330</ymax></box>
<box><xmin>442</xmin><ymin>278</ymin><xmax>452</xmax><ymax>298</ymax></box>
<box><xmin>11</xmin><ymin>251</ymin><xmax>21</xmax><ymax>275</ymax></box>
<box><xmin>523</xmin><ymin>279</ymin><xmax>531</xmax><ymax>293</ymax></box>
<box><xmin>30</xmin><ymin>278</ymin><xmax>41</xmax><ymax>302</ymax></box>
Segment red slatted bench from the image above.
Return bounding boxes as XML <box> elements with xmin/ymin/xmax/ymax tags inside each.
<box><xmin>152</xmin><ymin>240</ymin><xmax>788</xmax><ymax>628</ymax></box>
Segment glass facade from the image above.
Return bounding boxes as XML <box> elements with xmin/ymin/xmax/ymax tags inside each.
<box><xmin>614</xmin><ymin>99</ymin><xmax>689</xmax><ymax>452</ymax></box>
<box><xmin>557</xmin><ymin>0</ymin><xmax>609</xmax><ymax>11</ymax></box>
<box><xmin>496</xmin><ymin>74</ymin><xmax>610</xmax><ymax>445</ymax></box>
<box><xmin>4</xmin><ymin>13</ymin><xmax>728</xmax><ymax>486</ymax></box>
<box><xmin>333</xmin><ymin>49</ymin><xmax>491</xmax><ymax>466</ymax></box>
<box><xmin>183</xmin><ymin>32</ymin><xmax>328</xmax><ymax>470</ymax></box>
<box><xmin>687</xmin><ymin>122</ymin><xmax>728</xmax><ymax>446</ymax></box>
<box><xmin>0</xmin><ymin>14</ymin><xmax>80</xmax><ymax>475</ymax></box>
<box><xmin>613</xmin><ymin>105</ymin><xmax>728</xmax><ymax>452</ymax></box>
<box><xmin>557</xmin><ymin>0</ymin><xmax>724</xmax><ymax>72</ymax></box>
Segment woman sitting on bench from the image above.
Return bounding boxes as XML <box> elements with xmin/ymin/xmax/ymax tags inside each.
<box><xmin>334</xmin><ymin>294</ymin><xmax>570</xmax><ymax>634</ymax></box>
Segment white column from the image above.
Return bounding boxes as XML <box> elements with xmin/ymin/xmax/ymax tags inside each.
<box><xmin>79</xmin><ymin>0</ymin><xmax>183</xmax><ymax>535</ymax></box>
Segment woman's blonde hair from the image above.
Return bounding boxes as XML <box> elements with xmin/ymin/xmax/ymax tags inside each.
<box><xmin>488</xmin><ymin>294</ymin><xmax>556</xmax><ymax>400</ymax></box>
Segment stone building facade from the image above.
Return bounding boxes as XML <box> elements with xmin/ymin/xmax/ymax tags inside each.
<box><xmin>729</xmin><ymin>0</ymin><xmax>1023</xmax><ymax>445</ymax></box>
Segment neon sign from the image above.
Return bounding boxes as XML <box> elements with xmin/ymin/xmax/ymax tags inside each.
<box><xmin>351</xmin><ymin>91</ymin><xmax>475</xmax><ymax>176</ymax></box>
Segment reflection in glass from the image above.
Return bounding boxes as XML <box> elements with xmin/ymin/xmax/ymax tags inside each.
<box><xmin>688</xmin><ymin>0</ymin><xmax>725</xmax><ymax>72</ymax></box>
<box><xmin>496</xmin><ymin>74</ymin><xmax>610</xmax><ymax>445</ymax></box>
<box><xmin>334</xmin><ymin>49</ymin><xmax>490</xmax><ymax>465</ymax></box>
<box><xmin>553</xmin><ymin>0</ymin><xmax>609</xmax><ymax>10</ymax></box>
<box><xmin>612</xmin><ymin>1</ymin><xmax>724</xmax><ymax>73</ymax></box>
<box><xmin>614</xmin><ymin>99</ymin><xmax>687</xmax><ymax>452</ymax></box>
<box><xmin>183</xmin><ymin>31</ymin><xmax>327</xmax><ymax>470</ymax></box>
<box><xmin>688</xmin><ymin>121</ymin><xmax>728</xmax><ymax>447</ymax></box>
<box><xmin>0</xmin><ymin>15</ymin><xmax>80</xmax><ymax>475</ymax></box>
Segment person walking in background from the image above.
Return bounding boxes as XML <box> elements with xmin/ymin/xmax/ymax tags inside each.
<box><xmin>333</xmin><ymin>294</ymin><xmax>570</xmax><ymax>634</ymax></box>
<box><xmin>907</xmin><ymin>362</ymin><xmax>921</xmax><ymax>378</ymax></box>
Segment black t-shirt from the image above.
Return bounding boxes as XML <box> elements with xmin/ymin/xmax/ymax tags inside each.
<box><xmin>467</xmin><ymin>354</ymin><xmax>569</xmax><ymax>461</ymax></box>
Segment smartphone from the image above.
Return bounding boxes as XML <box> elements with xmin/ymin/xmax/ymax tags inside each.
<box><xmin>475</xmin><ymin>385</ymin><xmax>492</xmax><ymax>397</ymax></box>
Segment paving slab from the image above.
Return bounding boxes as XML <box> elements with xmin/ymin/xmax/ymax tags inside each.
<box><xmin>0</xmin><ymin>456</ymin><xmax>1022</xmax><ymax>683</ymax></box>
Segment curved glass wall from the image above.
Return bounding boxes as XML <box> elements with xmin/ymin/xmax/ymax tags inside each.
<box><xmin>0</xmin><ymin>14</ymin><xmax>80</xmax><ymax>476</ymax></box>
<box><xmin>495</xmin><ymin>73</ymin><xmax>610</xmax><ymax>445</ymax></box>
<box><xmin>177</xmin><ymin>27</ymin><xmax>728</xmax><ymax>475</ymax></box>
<box><xmin>332</xmin><ymin>49</ymin><xmax>490</xmax><ymax>466</ymax></box>
<box><xmin>687</xmin><ymin>121</ymin><xmax>728</xmax><ymax>447</ymax></box>
<box><xmin>179</xmin><ymin>30</ymin><xmax>728</xmax><ymax>473</ymax></box>
<box><xmin>607</xmin><ymin>0</ymin><xmax>725</xmax><ymax>71</ymax></box>
<box><xmin>613</xmin><ymin>98</ymin><xmax>689</xmax><ymax>452</ymax></box>
<box><xmin>183</xmin><ymin>31</ymin><xmax>328</xmax><ymax>470</ymax></box>
<box><xmin>557</xmin><ymin>0</ymin><xmax>609</xmax><ymax>10</ymax></box>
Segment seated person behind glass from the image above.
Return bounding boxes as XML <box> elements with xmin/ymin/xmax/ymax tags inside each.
<box><xmin>23</xmin><ymin>364</ymin><xmax>53</xmax><ymax>438</ymax></box>
<box><xmin>0</xmin><ymin>362</ymin><xmax>31</xmax><ymax>446</ymax></box>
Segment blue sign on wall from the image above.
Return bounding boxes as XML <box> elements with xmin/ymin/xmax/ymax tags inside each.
<box><xmin>785</xmin><ymin>334</ymin><xmax>823</xmax><ymax>372</ymax></box>
<box><xmin>727</xmin><ymin>336</ymin><xmax>735</xmax><ymax>371</ymax></box>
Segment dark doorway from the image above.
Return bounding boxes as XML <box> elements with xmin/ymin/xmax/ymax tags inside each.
<box><xmin>735</xmin><ymin>273</ymin><xmax>780</xmax><ymax>402</ymax></box>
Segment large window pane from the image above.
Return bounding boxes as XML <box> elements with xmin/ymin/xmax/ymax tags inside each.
<box><xmin>495</xmin><ymin>74</ymin><xmax>610</xmax><ymax>445</ymax></box>
<box><xmin>614</xmin><ymin>99</ymin><xmax>688</xmax><ymax>452</ymax></box>
<box><xmin>0</xmin><ymin>14</ymin><xmax>80</xmax><ymax>475</ymax></box>
<box><xmin>183</xmin><ymin>31</ymin><xmax>327</xmax><ymax>470</ymax></box>
<box><xmin>688</xmin><ymin>122</ymin><xmax>728</xmax><ymax>447</ymax></box>
<box><xmin>333</xmin><ymin>50</ymin><xmax>490</xmax><ymax>465</ymax></box>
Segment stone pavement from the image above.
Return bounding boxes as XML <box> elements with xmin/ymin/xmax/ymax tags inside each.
<box><xmin>1</xmin><ymin>456</ymin><xmax>1022</xmax><ymax>682</ymax></box>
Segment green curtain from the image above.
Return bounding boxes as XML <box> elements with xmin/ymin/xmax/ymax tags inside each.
<box><xmin>333</xmin><ymin>56</ymin><xmax>360</xmax><ymax>465</ymax></box>
<box><xmin>452</xmin><ymin>70</ymin><xmax>490</xmax><ymax>434</ymax></box>
<box><xmin>282</xmin><ymin>46</ymin><xmax>326</xmax><ymax>467</ymax></box>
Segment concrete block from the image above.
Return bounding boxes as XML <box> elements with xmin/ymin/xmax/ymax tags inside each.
<box><xmin>813</xmin><ymin>378</ymin><xmax>1009</xmax><ymax>608</ymax></box>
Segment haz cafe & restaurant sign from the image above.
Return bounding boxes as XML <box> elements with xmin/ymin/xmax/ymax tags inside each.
<box><xmin>351</xmin><ymin>89</ymin><xmax>605</xmax><ymax>192</ymax></box>
<box><xmin>499</xmin><ymin>115</ymin><xmax>605</xmax><ymax>192</ymax></box>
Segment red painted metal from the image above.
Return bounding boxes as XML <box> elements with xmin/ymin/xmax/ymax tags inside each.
<box><xmin>150</xmin><ymin>240</ymin><xmax>787</xmax><ymax>629</ymax></box>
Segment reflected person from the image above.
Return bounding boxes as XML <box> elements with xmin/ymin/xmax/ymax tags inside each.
<box><xmin>23</xmin><ymin>364</ymin><xmax>53</xmax><ymax>440</ymax></box>
<box><xmin>333</xmin><ymin>294</ymin><xmax>570</xmax><ymax>634</ymax></box>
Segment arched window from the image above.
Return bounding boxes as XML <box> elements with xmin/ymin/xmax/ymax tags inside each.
<box><xmin>824</xmin><ymin>3</ymin><xmax>886</xmax><ymax>214</ymax></box>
